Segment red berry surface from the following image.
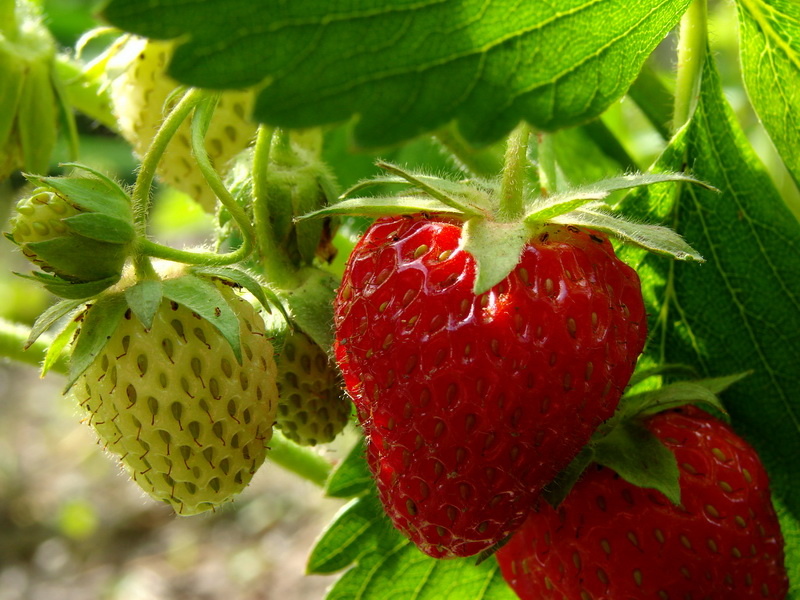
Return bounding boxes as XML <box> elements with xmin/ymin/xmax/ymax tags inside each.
<box><xmin>497</xmin><ymin>407</ymin><xmax>788</xmax><ymax>599</ymax></box>
<box><xmin>334</xmin><ymin>215</ymin><xmax>647</xmax><ymax>558</ymax></box>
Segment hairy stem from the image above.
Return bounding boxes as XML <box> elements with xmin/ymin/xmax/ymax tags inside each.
<box><xmin>498</xmin><ymin>122</ymin><xmax>531</xmax><ymax>220</ymax></box>
<box><xmin>673</xmin><ymin>0</ymin><xmax>708</xmax><ymax>133</ymax></box>
<box><xmin>138</xmin><ymin>238</ymin><xmax>251</xmax><ymax>267</ymax></box>
<box><xmin>536</xmin><ymin>132</ymin><xmax>557</xmax><ymax>197</ymax></box>
<box><xmin>0</xmin><ymin>319</ymin><xmax>68</xmax><ymax>375</ymax></box>
<box><xmin>434</xmin><ymin>125</ymin><xmax>503</xmax><ymax>178</ymax></box>
<box><xmin>252</xmin><ymin>126</ymin><xmax>299</xmax><ymax>288</ymax></box>
<box><xmin>267</xmin><ymin>430</ymin><xmax>333</xmax><ymax>487</ymax></box>
<box><xmin>131</xmin><ymin>89</ymin><xmax>203</xmax><ymax>235</ymax></box>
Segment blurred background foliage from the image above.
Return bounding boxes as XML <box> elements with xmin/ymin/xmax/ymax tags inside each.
<box><xmin>1</xmin><ymin>0</ymin><xmax>798</xmax><ymax>599</ymax></box>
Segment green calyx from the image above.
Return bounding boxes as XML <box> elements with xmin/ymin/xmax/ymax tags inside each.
<box><xmin>542</xmin><ymin>370</ymin><xmax>747</xmax><ymax>509</ymax></box>
<box><xmin>300</xmin><ymin>124</ymin><xmax>712</xmax><ymax>294</ymax></box>
<box><xmin>0</xmin><ymin>0</ymin><xmax>61</xmax><ymax>179</ymax></box>
<box><xmin>9</xmin><ymin>167</ymin><xmax>135</xmax><ymax>292</ymax></box>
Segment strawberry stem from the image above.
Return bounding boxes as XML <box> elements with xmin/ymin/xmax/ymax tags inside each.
<box><xmin>130</xmin><ymin>88</ymin><xmax>202</xmax><ymax>235</ymax></box>
<box><xmin>498</xmin><ymin>122</ymin><xmax>531</xmax><ymax>220</ymax></box>
<box><xmin>252</xmin><ymin>126</ymin><xmax>301</xmax><ymax>289</ymax></box>
<box><xmin>535</xmin><ymin>132</ymin><xmax>557</xmax><ymax>197</ymax></box>
<box><xmin>673</xmin><ymin>0</ymin><xmax>708</xmax><ymax>132</ymax></box>
<box><xmin>267</xmin><ymin>430</ymin><xmax>333</xmax><ymax>487</ymax></box>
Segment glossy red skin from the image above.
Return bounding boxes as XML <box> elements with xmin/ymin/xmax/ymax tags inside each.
<box><xmin>497</xmin><ymin>407</ymin><xmax>788</xmax><ymax>599</ymax></box>
<box><xmin>334</xmin><ymin>215</ymin><xmax>647</xmax><ymax>558</ymax></box>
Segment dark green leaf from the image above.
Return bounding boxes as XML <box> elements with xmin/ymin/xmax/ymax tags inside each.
<box><xmin>25</xmin><ymin>298</ymin><xmax>86</xmax><ymax>349</ymax></box>
<box><xmin>593</xmin><ymin>420</ymin><xmax>681</xmax><ymax>505</ymax></box>
<box><xmin>736</xmin><ymin>0</ymin><xmax>800</xmax><ymax>187</ymax></box>
<box><xmin>66</xmin><ymin>294</ymin><xmax>127</xmax><ymax>390</ymax></box>
<box><xmin>62</xmin><ymin>213</ymin><xmax>136</xmax><ymax>243</ymax></box>
<box><xmin>541</xmin><ymin>445</ymin><xmax>595</xmax><ymax>509</ymax></box>
<box><xmin>192</xmin><ymin>266</ymin><xmax>272</xmax><ymax>314</ymax></box>
<box><xmin>103</xmin><ymin>0</ymin><xmax>691</xmax><ymax>147</ymax></box>
<box><xmin>42</xmin><ymin>275</ymin><xmax>120</xmax><ymax>300</ymax></box>
<box><xmin>618</xmin><ymin>51</ymin><xmax>800</xmax><ymax>530</ymax></box>
<box><xmin>124</xmin><ymin>280</ymin><xmax>163</xmax><ymax>330</ymax></box>
<box><xmin>25</xmin><ymin>236</ymin><xmax>127</xmax><ymax>281</ymax></box>
<box><xmin>162</xmin><ymin>275</ymin><xmax>243</xmax><ymax>363</ymax></box>
<box><xmin>325</xmin><ymin>438</ymin><xmax>372</xmax><ymax>499</ymax></box>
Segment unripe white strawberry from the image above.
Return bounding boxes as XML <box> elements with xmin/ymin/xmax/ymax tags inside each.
<box><xmin>71</xmin><ymin>283</ymin><xmax>278</xmax><ymax>515</ymax></box>
<box><xmin>109</xmin><ymin>37</ymin><xmax>257</xmax><ymax>212</ymax></box>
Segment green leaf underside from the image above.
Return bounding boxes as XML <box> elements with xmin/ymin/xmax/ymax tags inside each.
<box><xmin>42</xmin><ymin>276</ymin><xmax>120</xmax><ymax>300</ymax></box>
<box><xmin>461</xmin><ymin>218</ymin><xmax>532</xmax><ymax>294</ymax></box>
<box><xmin>300</xmin><ymin>196</ymin><xmax>464</xmax><ymax>221</ymax></box>
<box><xmin>32</xmin><ymin>175</ymin><xmax>132</xmax><ymax>221</ymax></box>
<box><xmin>43</xmin><ymin>317</ymin><xmax>80</xmax><ymax>377</ymax></box>
<box><xmin>124</xmin><ymin>279</ymin><xmax>163</xmax><ymax>330</ymax></box>
<box><xmin>736</xmin><ymin>0</ymin><xmax>800</xmax><ymax>187</ymax></box>
<box><xmin>103</xmin><ymin>0</ymin><xmax>691</xmax><ymax>147</ymax></box>
<box><xmin>618</xmin><ymin>50</ymin><xmax>800</xmax><ymax>553</ymax></box>
<box><xmin>162</xmin><ymin>275</ymin><xmax>243</xmax><ymax>363</ymax></box>
<box><xmin>25</xmin><ymin>298</ymin><xmax>86</xmax><ymax>349</ymax></box>
<box><xmin>593</xmin><ymin>420</ymin><xmax>681</xmax><ymax>506</ymax></box>
<box><xmin>525</xmin><ymin>171</ymin><xmax>714</xmax><ymax>223</ymax></box>
<box><xmin>325</xmin><ymin>438</ymin><xmax>373</xmax><ymax>499</ymax></box>
<box><xmin>278</xmin><ymin>269</ymin><xmax>340</xmax><ymax>354</ymax></box>
<box><xmin>66</xmin><ymin>294</ymin><xmax>128</xmax><ymax>390</ymax></box>
<box><xmin>550</xmin><ymin>205</ymin><xmax>705</xmax><ymax>261</ymax></box>
<box><xmin>62</xmin><ymin>213</ymin><xmax>135</xmax><ymax>244</ymax></box>
<box><xmin>620</xmin><ymin>381</ymin><xmax>730</xmax><ymax>422</ymax></box>
<box><xmin>308</xmin><ymin>494</ymin><xmax>514</xmax><ymax>600</ymax></box>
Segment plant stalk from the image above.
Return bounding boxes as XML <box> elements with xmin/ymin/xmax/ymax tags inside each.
<box><xmin>673</xmin><ymin>0</ymin><xmax>708</xmax><ymax>133</ymax></box>
<box><xmin>536</xmin><ymin>132</ymin><xmax>557</xmax><ymax>197</ymax></box>
<box><xmin>498</xmin><ymin>122</ymin><xmax>531</xmax><ymax>220</ymax></box>
<box><xmin>266</xmin><ymin>430</ymin><xmax>332</xmax><ymax>487</ymax></box>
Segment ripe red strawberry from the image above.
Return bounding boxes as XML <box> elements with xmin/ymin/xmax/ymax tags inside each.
<box><xmin>333</xmin><ymin>214</ymin><xmax>647</xmax><ymax>558</ymax></box>
<box><xmin>496</xmin><ymin>407</ymin><xmax>788</xmax><ymax>599</ymax></box>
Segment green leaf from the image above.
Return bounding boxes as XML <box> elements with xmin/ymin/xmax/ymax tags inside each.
<box><xmin>66</xmin><ymin>294</ymin><xmax>127</xmax><ymax>390</ymax></box>
<box><xmin>541</xmin><ymin>445</ymin><xmax>595</xmax><ymax>509</ymax></box>
<box><xmin>736</xmin><ymin>0</ymin><xmax>800</xmax><ymax>187</ymax></box>
<box><xmin>42</xmin><ymin>315</ymin><xmax>80</xmax><ymax>377</ymax></box>
<box><xmin>192</xmin><ymin>266</ymin><xmax>272</xmax><ymax>315</ymax></box>
<box><xmin>25</xmin><ymin>236</ymin><xmax>128</xmax><ymax>281</ymax></box>
<box><xmin>41</xmin><ymin>275</ymin><xmax>120</xmax><ymax>300</ymax></box>
<box><xmin>551</xmin><ymin>204</ymin><xmax>705</xmax><ymax>262</ymax></box>
<box><xmin>279</xmin><ymin>269</ymin><xmax>339</xmax><ymax>354</ymax></box>
<box><xmin>593</xmin><ymin>420</ymin><xmax>681</xmax><ymax>505</ymax></box>
<box><xmin>300</xmin><ymin>196</ymin><xmax>464</xmax><ymax>221</ymax></box>
<box><xmin>618</xmin><ymin>51</ymin><xmax>800</xmax><ymax>537</ymax></box>
<box><xmin>31</xmin><ymin>174</ymin><xmax>132</xmax><ymax>221</ymax></box>
<box><xmin>124</xmin><ymin>280</ymin><xmax>163</xmax><ymax>330</ymax></box>
<box><xmin>620</xmin><ymin>381</ymin><xmax>730</xmax><ymax>422</ymax></box>
<box><xmin>103</xmin><ymin>0</ymin><xmax>691</xmax><ymax>147</ymax></box>
<box><xmin>0</xmin><ymin>50</ymin><xmax>26</xmax><ymax>148</ymax></box>
<box><xmin>62</xmin><ymin>213</ymin><xmax>136</xmax><ymax>244</ymax></box>
<box><xmin>308</xmin><ymin>494</ymin><xmax>515</xmax><ymax>600</ymax></box>
<box><xmin>17</xmin><ymin>59</ymin><xmax>57</xmax><ymax>174</ymax></box>
<box><xmin>325</xmin><ymin>438</ymin><xmax>372</xmax><ymax>499</ymax></box>
<box><xmin>461</xmin><ymin>218</ymin><xmax>532</xmax><ymax>294</ymax></box>
<box><xmin>25</xmin><ymin>298</ymin><xmax>86</xmax><ymax>349</ymax></box>
<box><xmin>162</xmin><ymin>275</ymin><xmax>243</xmax><ymax>363</ymax></box>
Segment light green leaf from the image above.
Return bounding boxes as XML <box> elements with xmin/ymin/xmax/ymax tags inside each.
<box><xmin>461</xmin><ymin>218</ymin><xmax>532</xmax><ymax>294</ymax></box>
<box><xmin>300</xmin><ymin>196</ymin><xmax>464</xmax><ymax>221</ymax></box>
<box><xmin>325</xmin><ymin>438</ymin><xmax>372</xmax><ymax>499</ymax></box>
<box><xmin>308</xmin><ymin>494</ymin><xmax>515</xmax><ymax>600</ymax></box>
<box><xmin>31</xmin><ymin>174</ymin><xmax>132</xmax><ymax>221</ymax></box>
<box><xmin>621</xmin><ymin>381</ymin><xmax>730</xmax><ymax>421</ymax></box>
<box><xmin>551</xmin><ymin>204</ymin><xmax>705</xmax><ymax>262</ymax></box>
<box><xmin>124</xmin><ymin>280</ymin><xmax>163</xmax><ymax>330</ymax></box>
<box><xmin>42</xmin><ymin>316</ymin><xmax>80</xmax><ymax>378</ymax></box>
<box><xmin>66</xmin><ymin>294</ymin><xmax>127</xmax><ymax>390</ymax></box>
<box><xmin>25</xmin><ymin>298</ymin><xmax>86</xmax><ymax>349</ymax></box>
<box><xmin>593</xmin><ymin>420</ymin><xmax>681</xmax><ymax>506</ymax></box>
<box><xmin>162</xmin><ymin>275</ymin><xmax>243</xmax><ymax>363</ymax></box>
<box><xmin>17</xmin><ymin>59</ymin><xmax>57</xmax><ymax>175</ymax></box>
<box><xmin>103</xmin><ymin>0</ymin><xmax>691</xmax><ymax>147</ymax></box>
<box><xmin>618</xmin><ymin>50</ymin><xmax>800</xmax><ymax>555</ymax></box>
<box><xmin>736</xmin><ymin>0</ymin><xmax>800</xmax><ymax>186</ymax></box>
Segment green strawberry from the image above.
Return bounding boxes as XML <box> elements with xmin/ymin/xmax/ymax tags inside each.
<box><xmin>70</xmin><ymin>281</ymin><xmax>278</xmax><ymax>515</ymax></box>
<box><xmin>276</xmin><ymin>329</ymin><xmax>350</xmax><ymax>446</ymax></box>
<box><xmin>109</xmin><ymin>37</ymin><xmax>257</xmax><ymax>212</ymax></box>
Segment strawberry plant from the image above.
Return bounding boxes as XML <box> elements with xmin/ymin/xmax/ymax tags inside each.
<box><xmin>0</xmin><ymin>0</ymin><xmax>798</xmax><ymax>598</ymax></box>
